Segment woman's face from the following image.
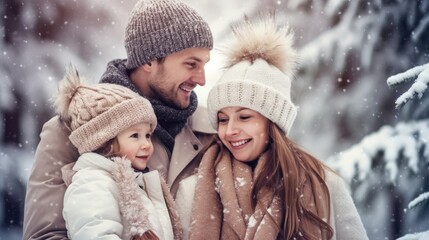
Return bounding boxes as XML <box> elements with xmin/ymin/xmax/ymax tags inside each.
<box><xmin>217</xmin><ymin>107</ymin><xmax>270</xmax><ymax>162</ymax></box>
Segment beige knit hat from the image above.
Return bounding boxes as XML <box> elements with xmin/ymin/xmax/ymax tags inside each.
<box><xmin>207</xmin><ymin>16</ymin><xmax>298</xmax><ymax>135</ymax></box>
<box><xmin>54</xmin><ymin>66</ymin><xmax>157</xmax><ymax>154</ymax></box>
<box><xmin>125</xmin><ymin>0</ymin><xmax>213</xmax><ymax>69</ymax></box>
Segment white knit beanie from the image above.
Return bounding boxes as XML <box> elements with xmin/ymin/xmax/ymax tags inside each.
<box><xmin>54</xmin><ymin>66</ymin><xmax>157</xmax><ymax>154</ymax></box>
<box><xmin>207</xmin><ymin>16</ymin><xmax>298</xmax><ymax>135</ymax></box>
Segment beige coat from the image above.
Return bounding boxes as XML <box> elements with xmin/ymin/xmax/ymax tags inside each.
<box><xmin>177</xmin><ymin>169</ymin><xmax>369</xmax><ymax>240</ymax></box>
<box><xmin>23</xmin><ymin>106</ymin><xmax>215</xmax><ymax>240</ymax></box>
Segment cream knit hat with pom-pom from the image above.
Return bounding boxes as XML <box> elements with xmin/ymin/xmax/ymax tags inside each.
<box><xmin>207</xmin><ymin>16</ymin><xmax>298</xmax><ymax>135</ymax></box>
<box><xmin>54</xmin><ymin>65</ymin><xmax>157</xmax><ymax>154</ymax></box>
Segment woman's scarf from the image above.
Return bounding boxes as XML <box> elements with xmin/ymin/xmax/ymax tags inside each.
<box><xmin>189</xmin><ymin>144</ymin><xmax>283</xmax><ymax>240</ymax></box>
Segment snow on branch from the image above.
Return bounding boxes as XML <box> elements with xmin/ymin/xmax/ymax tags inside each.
<box><xmin>396</xmin><ymin>192</ymin><xmax>429</xmax><ymax>240</ymax></box>
<box><xmin>412</xmin><ymin>15</ymin><xmax>429</xmax><ymax>42</ymax></box>
<box><xmin>396</xmin><ymin>230</ymin><xmax>429</xmax><ymax>240</ymax></box>
<box><xmin>387</xmin><ymin>63</ymin><xmax>429</xmax><ymax>109</ymax></box>
<box><xmin>325</xmin><ymin>0</ymin><xmax>347</xmax><ymax>17</ymax></box>
<box><xmin>326</xmin><ymin>119</ymin><xmax>429</xmax><ymax>185</ymax></box>
<box><xmin>408</xmin><ymin>192</ymin><xmax>429</xmax><ymax>210</ymax></box>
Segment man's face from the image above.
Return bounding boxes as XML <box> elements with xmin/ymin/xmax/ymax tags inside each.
<box><xmin>135</xmin><ymin>48</ymin><xmax>210</xmax><ymax>109</ymax></box>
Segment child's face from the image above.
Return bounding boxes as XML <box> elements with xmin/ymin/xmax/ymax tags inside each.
<box><xmin>117</xmin><ymin>122</ymin><xmax>154</xmax><ymax>171</ymax></box>
<box><xmin>217</xmin><ymin>107</ymin><xmax>270</xmax><ymax>163</ymax></box>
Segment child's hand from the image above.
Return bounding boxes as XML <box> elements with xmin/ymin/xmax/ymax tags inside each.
<box><xmin>131</xmin><ymin>230</ymin><xmax>159</xmax><ymax>240</ymax></box>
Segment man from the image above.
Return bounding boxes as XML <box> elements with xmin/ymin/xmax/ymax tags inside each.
<box><xmin>22</xmin><ymin>0</ymin><xmax>214</xmax><ymax>239</ymax></box>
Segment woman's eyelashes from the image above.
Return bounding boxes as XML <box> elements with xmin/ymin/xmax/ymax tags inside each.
<box><xmin>218</xmin><ymin>114</ymin><xmax>252</xmax><ymax>124</ymax></box>
<box><xmin>217</xmin><ymin>115</ymin><xmax>229</xmax><ymax>125</ymax></box>
<box><xmin>239</xmin><ymin>115</ymin><xmax>251</xmax><ymax>120</ymax></box>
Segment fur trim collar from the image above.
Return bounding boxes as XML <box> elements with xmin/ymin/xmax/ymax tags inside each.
<box><xmin>111</xmin><ymin>157</ymin><xmax>152</xmax><ymax>237</ymax></box>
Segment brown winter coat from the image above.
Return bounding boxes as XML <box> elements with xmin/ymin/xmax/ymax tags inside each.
<box><xmin>23</xmin><ymin>106</ymin><xmax>214</xmax><ymax>240</ymax></box>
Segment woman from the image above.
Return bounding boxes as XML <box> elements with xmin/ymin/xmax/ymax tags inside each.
<box><xmin>184</xmin><ymin>16</ymin><xmax>368</xmax><ymax>240</ymax></box>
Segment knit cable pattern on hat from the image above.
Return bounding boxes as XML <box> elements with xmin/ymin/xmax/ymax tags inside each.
<box><xmin>54</xmin><ymin>65</ymin><xmax>157</xmax><ymax>154</ymax></box>
<box><xmin>67</xmin><ymin>84</ymin><xmax>139</xmax><ymax>131</ymax></box>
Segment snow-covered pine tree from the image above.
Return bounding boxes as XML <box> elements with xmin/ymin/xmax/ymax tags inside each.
<box><xmin>327</xmin><ymin>63</ymin><xmax>429</xmax><ymax>239</ymax></box>
<box><xmin>281</xmin><ymin>2</ymin><xmax>429</xmax><ymax>237</ymax></box>
<box><xmin>285</xmin><ymin>0</ymin><xmax>429</xmax><ymax>160</ymax></box>
<box><xmin>389</xmin><ymin>64</ymin><xmax>429</xmax><ymax>240</ymax></box>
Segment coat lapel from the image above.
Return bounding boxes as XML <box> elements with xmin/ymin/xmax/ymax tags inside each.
<box><xmin>167</xmin><ymin>125</ymin><xmax>202</xmax><ymax>186</ymax></box>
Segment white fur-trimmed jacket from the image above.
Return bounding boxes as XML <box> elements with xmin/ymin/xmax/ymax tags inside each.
<box><xmin>62</xmin><ymin>152</ymin><xmax>175</xmax><ymax>240</ymax></box>
<box><xmin>23</xmin><ymin>107</ymin><xmax>214</xmax><ymax>240</ymax></box>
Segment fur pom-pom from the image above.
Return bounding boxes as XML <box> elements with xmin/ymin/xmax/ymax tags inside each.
<box><xmin>53</xmin><ymin>64</ymin><xmax>83</xmax><ymax>121</ymax></box>
<box><xmin>223</xmin><ymin>15</ymin><xmax>298</xmax><ymax>79</ymax></box>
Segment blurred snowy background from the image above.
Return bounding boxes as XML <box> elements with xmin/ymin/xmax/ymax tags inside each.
<box><xmin>1</xmin><ymin>0</ymin><xmax>429</xmax><ymax>239</ymax></box>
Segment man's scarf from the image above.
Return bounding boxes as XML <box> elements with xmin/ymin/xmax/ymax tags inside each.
<box><xmin>100</xmin><ymin>59</ymin><xmax>197</xmax><ymax>152</ymax></box>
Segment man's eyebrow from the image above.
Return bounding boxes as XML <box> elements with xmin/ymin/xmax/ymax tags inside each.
<box><xmin>186</xmin><ymin>56</ymin><xmax>210</xmax><ymax>63</ymax></box>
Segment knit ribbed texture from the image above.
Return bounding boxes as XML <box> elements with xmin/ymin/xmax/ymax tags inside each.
<box><xmin>125</xmin><ymin>0</ymin><xmax>213</xmax><ymax>69</ymax></box>
<box><xmin>206</xmin><ymin>16</ymin><xmax>298</xmax><ymax>135</ymax></box>
<box><xmin>69</xmin><ymin>95</ymin><xmax>157</xmax><ymax>154</ymax></box>
<box><xmin>55</xmin><ymin>67</ymin><xmax>157</xmax><ymax>154</ymax></box>
<box><xmin>207</xmin><ymin>59</ymin><xmax>297</xmax><ymax>135</ymax></box>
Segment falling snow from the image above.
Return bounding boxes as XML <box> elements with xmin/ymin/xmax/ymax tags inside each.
<box><xmin>235</xmin><ymin>177</ymin><xmax>246</xmax><ymax>188</ymax></box>
<box><xmin>1</xmin><ymin>0</ymin><xmax>429</xmax><ymax>239</ymax></box>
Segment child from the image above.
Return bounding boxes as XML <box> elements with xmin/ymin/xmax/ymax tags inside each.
<box><xmin>55</xmin><ymin>66</ymin><xmax>182</xmax><ymax>240</ymax></box>
<box><xmin>186</xmin><ymin>16</ymin><xmax>369</xmax><ymax>240</ymax></box>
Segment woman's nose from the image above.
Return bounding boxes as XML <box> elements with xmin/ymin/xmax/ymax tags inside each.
<box><xmin>225</xmin><ymin>121</ymin><xmax>239</xmax><ymax>136</ymax></box>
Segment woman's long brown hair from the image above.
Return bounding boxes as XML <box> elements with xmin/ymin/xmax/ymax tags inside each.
<box><xmin>251</xmin><ymin>123</ymin><xmax>334</xmax><ymax>239</ymax></box>
<box><xmin>196</xmin><ymin>121</ymin><xmax>334</xmax><ymax>239</ymax></box>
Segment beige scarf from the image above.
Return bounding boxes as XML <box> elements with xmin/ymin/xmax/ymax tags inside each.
<box><xmin>189</xmin><ymin>144</ymin><xmax>283</xmax><ymax>240</ymax></box>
